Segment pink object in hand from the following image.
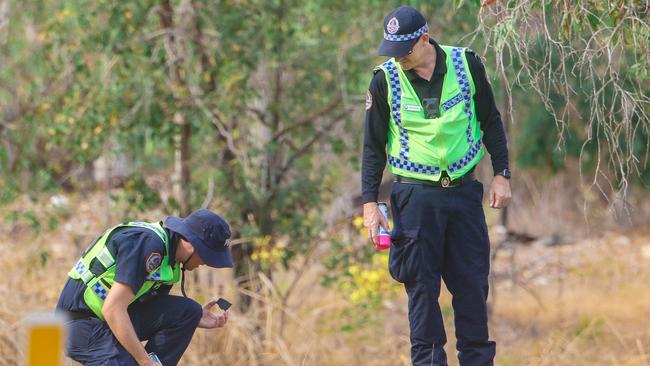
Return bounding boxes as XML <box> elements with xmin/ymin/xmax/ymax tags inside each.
<box><xmin>374</xmin><ymin>202</ymin><xmax>391</xmax><ymax>250</ymax></box>
<box><xmin>375</xmin><ymin>234</ymin><xmax>391</xmax><ymax>250</ymax></box>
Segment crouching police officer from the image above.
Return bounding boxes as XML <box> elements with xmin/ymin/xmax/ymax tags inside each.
<box><xmin>56</xmin><ymin>208</ymin><xmax>233</xmax><ymax>366</ymax></box>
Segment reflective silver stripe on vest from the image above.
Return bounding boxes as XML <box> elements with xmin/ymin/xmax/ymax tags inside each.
<box><xmin>74</xmin><ymin>260</ymin><xmax>96</xmax><ymax>284</ymax></box>
<box><xmin>126</xmin><ymin>222</ymin><xmax>167</xmax><ymax>242</ymax></box>
<box><xmin>81</xmin><ymin>271</ymin><xmax>94</xmax><ymax>284</ymax></box>
<box><xmin>447</xmin><ymin>47</ymin><xmax>483</xmax><ymax>174</ymax></box>
<box><xmin>96</xmin><ymin>247</ymin><xmax>115</xmax><ymax>269</ymax></box>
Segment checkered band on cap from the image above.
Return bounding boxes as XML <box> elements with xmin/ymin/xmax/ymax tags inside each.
<box><xmin>384</xmin><ymin>24</ymin><xmax>428</xmax><ymax>41</ymax></box>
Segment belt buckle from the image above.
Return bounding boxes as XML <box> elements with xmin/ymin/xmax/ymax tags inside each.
<box><xmin>441</xmin><ymin>176</ymin><xmax>451</xmax><ymax>188</ymax></box>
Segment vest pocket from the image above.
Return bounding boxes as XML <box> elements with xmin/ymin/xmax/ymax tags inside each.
<box><xmin>388</xmin><ymin>229</ymin><xmax>420</xmax><ymax>284</ymax></box>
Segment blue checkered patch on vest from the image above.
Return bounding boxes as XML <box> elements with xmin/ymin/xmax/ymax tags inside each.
<box><xmin>388</xmin><ymin>155</ymin><xmax>441</xmax><ymax>175</ymax></box>
<box><xmin>74</xmin><ymin>261</ymin><xmax>86</xmax><ymax>275</ymax></box>
<box><xmin>384</xmin><ymin>24</ymin><xmax>429</xmax><ymax>42</ymax></box>
<box><xmin>448</xmin><ymin>139</ymin><xmax>483</xmax><ymax>173</ymax></box>
<box><xmin>450</xmin><ymin>47</ymin><xmax>474</xmax><ymax>122</ymax></box>
<box><xmin>383</xmin><ymin>59</ymin><xmax>410</xmax><ymax>160</ymax></box>
<box><xmin>382</xmin><ymin>51</ymin><xmax>482</xmax><ymax>177</ymax></box>
<box><xmin>146</xmin><ymin>270</ymin><xmax>162</xmax><ymax>281</ymax></box>
<box><xmin>441</xmin><ymin>93</ymin><xmax>464</xmax><ymax>111</ymax></box>
<box><xmin>444</xmin><ymin>47</ymin><xmax>483</xmax><ymax>173</ymax></box>
<box><xmin>92</xmin><ymin>282</ymin><xmax>108</xmax><ymax>301</ymax></box>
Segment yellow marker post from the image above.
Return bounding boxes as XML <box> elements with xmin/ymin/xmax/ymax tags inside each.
<box><xmin>24</xmin><ymin>312</ymin><xmax>66</xmax><ymax>366</ymax></box>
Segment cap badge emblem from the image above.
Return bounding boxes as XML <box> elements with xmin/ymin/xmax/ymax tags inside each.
<box><xmin>387</xmin><ymin>17</ymin><xmax>400</xmax><ymax>34</ymax></box>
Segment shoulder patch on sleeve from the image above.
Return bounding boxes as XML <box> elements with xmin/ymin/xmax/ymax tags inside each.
<box><xmin>365</xmin><ymin>90</ymin><xmax>373</xmax><ymax>110</ymax></box>
<box><xmin>145</xmin><ymin>252</ymin><xmax>162</xmax><ymax>272</ymax></box>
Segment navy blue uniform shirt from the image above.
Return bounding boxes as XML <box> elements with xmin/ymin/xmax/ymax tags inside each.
<box><xmin>56</xmin><ymin>227</ymin><xmax>177</xmax><ymax>313</ymax></box>
<box><xmin>361</xmin><ymin>39</ymin><xmax>509</xmax><ymax>203</ymax></box>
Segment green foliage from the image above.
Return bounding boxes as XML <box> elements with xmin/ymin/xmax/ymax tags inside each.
<box><xmin>1</xmin><ymin>1</ymin><xmax>648</xmax><ymax>316</ymax></box>
<box><xmin>479</xmin><ymin>0</ymin><xmax>650</xmax><ymax>187</ymax></box>
<box><xmin>5</xmin><ymin>210</ymin><xmax>42</xmax><ymax>235</ymax></box>
<box><xmin>573</xmin><ymin>315</ymin><xmax>605</xmax><ymax>339</ymax></box>
<box><xmin>110</xmin><ymin>174</ymin><xmax>162</xmax><ymax>219</ymax></box>
<box><xmin>39</xmin><ymin>250</ymin><xmax>50</xmax><ymax>268</ymax></box>
<box><xmin>0</xmin><ymin>0</ymin><xmax>557</xmax><ymax>280</ymax></box>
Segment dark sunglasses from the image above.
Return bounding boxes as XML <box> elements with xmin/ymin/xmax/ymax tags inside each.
<box><xmin>406</xmin><ymin>37</ymin><xmax>421</xmax><ymax>56</ymax></box>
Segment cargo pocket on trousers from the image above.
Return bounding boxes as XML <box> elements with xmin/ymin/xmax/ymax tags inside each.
<box><xmin>388</xmin><ymin>230</ymin><xmax>420</xmax><ymax>284</ymax></box>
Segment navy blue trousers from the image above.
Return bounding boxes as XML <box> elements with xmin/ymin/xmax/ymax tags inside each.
<box><xmin>66</xmin><ymin>295</ymin><xmax>202</xmax><ymax>366</ymax></box>
<box><xmin>389</xmin><ymin>180</ymin><xmax>496</xmax><ymax>366</ymax></box>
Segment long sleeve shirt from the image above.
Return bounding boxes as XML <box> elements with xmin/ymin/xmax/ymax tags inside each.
<box><xmin>361</xmin><ymin>39</ymin><xmax>509</xmax><ymax>204</ymax></box>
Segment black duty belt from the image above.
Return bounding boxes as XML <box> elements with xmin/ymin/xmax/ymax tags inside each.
<box><xmin>394</xmin><ymin>171</ymin><xmax>475</xmax><ymax>188</ymax></box>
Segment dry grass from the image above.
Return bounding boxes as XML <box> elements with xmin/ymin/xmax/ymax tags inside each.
<box><xmin>1</xmin><ymin>192</ymin><xmax>650</xmax><ymax>365</ymax></box>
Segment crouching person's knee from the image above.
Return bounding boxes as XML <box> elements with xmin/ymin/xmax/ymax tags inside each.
<box><xmin>179</xmin><ymin>297</ymin><xmax>203</xmax><ymax>328</ymax></box>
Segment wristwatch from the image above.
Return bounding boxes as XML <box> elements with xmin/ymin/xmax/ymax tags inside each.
<box><xmin>496</xmin><ymin>168</ymin><xmax>511</xmax><ymax>179</ymax></box>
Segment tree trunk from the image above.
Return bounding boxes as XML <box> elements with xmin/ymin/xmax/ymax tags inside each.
<box><xmin>160</xmin><ymin>0</ymin><xmax>191</xmax><ymax>216</ymax></box>
<box><xmin>174</xmin><ymin>112</ymin><xmax>191</xmax><ymax>216</ymax></box>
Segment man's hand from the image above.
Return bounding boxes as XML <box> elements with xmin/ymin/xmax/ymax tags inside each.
<box><xmin>489</xmin><ymin>175</ymin><xmax>512</xmax><ymax>209</ymax></box>
<box><xmin>141</xmin><ymin>359</ymin><xmax>161</xmax><ymax>366</ymax></box>
<box><xmin>103</xmin><ymin>282</ymin><xmax>152</xmax><ymax>366</ymax></box>
<box><xmin>198</xmin><ymin>300</ymin><xmax>229</xmax><ymax>329</ymax></box>
<box><xmin>363</xmin><ymin>202</ymin><xmax>389</xmax><ymax>245</ymax></box>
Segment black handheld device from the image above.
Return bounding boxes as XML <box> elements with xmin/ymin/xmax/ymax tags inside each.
<box><xmin>216</xmin><ymin>297</ymin><xmax>232</xmax><ymax>311</ymax></box>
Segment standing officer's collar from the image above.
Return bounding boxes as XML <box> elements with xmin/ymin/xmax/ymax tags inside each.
<box><xmin>404</xmin><ymin>39</ymin><xmax>447</xmax><ymax>81</ymax></box>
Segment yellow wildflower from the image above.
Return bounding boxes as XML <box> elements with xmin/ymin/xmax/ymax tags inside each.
<box><xmin>352</xmin><ymin>216</ymin><xmax>364</xmax><ymax>229</ymax></box>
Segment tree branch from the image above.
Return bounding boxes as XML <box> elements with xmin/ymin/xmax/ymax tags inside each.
<box><xmin>189</xmin><ymin>0</ymin><xmax>218</xmax><ymax>93</ymax></box>
<box><xmin>271</xmin><ymin>97</ymin><xmax>342</xmax><ymax>142</ymax></box>
<box><xmin>187</xmin><ymin>84</ymin><xmax>240</xmax><ymax>157</ymax></box>
<box><xmin>273</xmin><ymin>106</ymin><xmax>353</xmax><ymax>186</ymax></box>
<box><xmin>247</xmin><ymin>106</ymin><xmax>270</xmax><ymax>126</ymax></box>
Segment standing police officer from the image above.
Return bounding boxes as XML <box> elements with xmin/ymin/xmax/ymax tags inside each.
<box><xmin>57</xmin><ymin>208</ymin><xmax>233</xmax><ymax>366</ymax></box>
<box><xmin>362</xmin><ymin>6</ymin><xmax>512</xmax><ymax>366</ymax></box>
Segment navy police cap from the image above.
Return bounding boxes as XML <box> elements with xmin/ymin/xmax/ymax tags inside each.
<box><xmin>165</xmin><ymin>208</ymin><xmax>233</xmax><ymax>268</ymax></box>
<box><xmin>377</xmin><ymin>6</ymin><xmax>428</xmax><ymax>58</ymax></box>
